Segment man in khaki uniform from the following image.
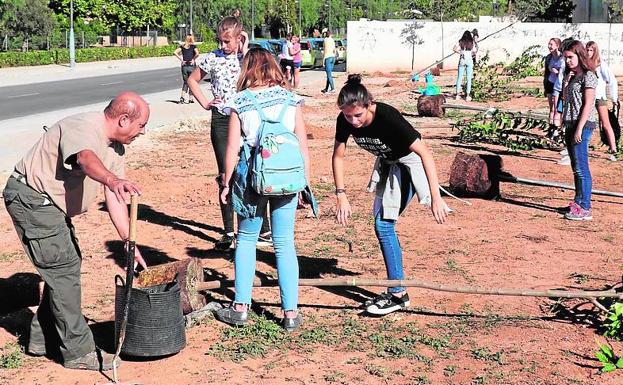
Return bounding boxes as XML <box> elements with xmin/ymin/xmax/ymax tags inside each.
<box><xmin>2</xmin><ymin>91</ymin><xmax>149</xmax><ymax>371</ymax></box>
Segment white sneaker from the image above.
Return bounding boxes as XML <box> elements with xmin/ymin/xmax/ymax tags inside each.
<box><xmin>557</xmin><ymin>155</ymin><xmax>571</xmax><ymax>165</ymax></box>
<box><xmin>455</xmin><ymin>95</ymin><xmax>461</xmax><ymax>100</ymax></box>
<box><xmin>466</xmin><ymin>96</ymin><xmax>472</xmax><ymax>102</ymax></box>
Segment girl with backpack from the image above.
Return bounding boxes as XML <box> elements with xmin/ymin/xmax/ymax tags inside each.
<box><xmin>215</xmin><ymin>47</ymin><xmax>315</xmax><ymax>331</ymax></box>
<box><xmin>453</xmin><ymin>31</ymin><xmax>477</xmax><ymax>101</ymax></box>
<box><xmin>586</xmin><ymin>41</ymin><xmax>619</xmax><ymax>161</ymax></box>
<box><xmin>188</xmin><ymin>17</ymin><xmax>272</xmax><ymax>250</ymax></box>
<box><xmin>560</xmin><ymin>40</ymin><xmax>598</xmax><ymax>221</ymax></box>
<box><xmin>332</xmin><ymin>74</ymin><xmax>449</xmax><ymax>315</ymax></box>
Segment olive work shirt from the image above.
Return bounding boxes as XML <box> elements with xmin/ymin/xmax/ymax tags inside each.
<box><xmin>14</xmin><ymin>112</ymin><xmax>125</xmax><ymax>217</ymax></box>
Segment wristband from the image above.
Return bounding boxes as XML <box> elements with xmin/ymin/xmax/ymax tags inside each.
<box><xmin>335</xmin><ymin>188</ymin><xmax>346</xmax><ymax>195</ymax></box>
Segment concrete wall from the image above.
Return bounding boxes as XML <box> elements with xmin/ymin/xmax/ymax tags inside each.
<box><xmin>346</xmin><ymin>20</ymin><xmax>623</xmax><ymax>76</ymax></box>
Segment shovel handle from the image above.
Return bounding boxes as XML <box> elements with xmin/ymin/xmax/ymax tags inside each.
<box><xmin>129</xmin><ymin>195</ymin><xmax>138</xmax><ymax>243</ymax></box>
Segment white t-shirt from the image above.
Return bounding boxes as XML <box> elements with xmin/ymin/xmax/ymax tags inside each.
<box><xmin>223</xmin><ymin>86</ymin><xmax>304</xmax><ymax>147</ymax></box>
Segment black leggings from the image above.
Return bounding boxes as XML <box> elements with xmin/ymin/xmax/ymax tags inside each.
<box><xmin>181</xmin><ymin>64</ymin><xmax>195</xmax><ymax>93</ymax></box>
<box><xmin>210</xmin><ymin>108</ymin><xmax>270</xmax><ymax>234</ymax></box>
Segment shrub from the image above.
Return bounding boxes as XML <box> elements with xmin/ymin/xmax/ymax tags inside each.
<box><xmin>0</xmin><ymin>41</ymin><xmax>216</xmax><ymax>68</ymax></box>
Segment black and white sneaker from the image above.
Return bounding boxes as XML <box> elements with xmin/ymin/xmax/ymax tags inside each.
<box><xmin>215</xmin><ymin>233</ymin><xmax>235</xmax><ymax>251</ymax></box>
<box><xmin>257</xmin><ymin>232</ymin><xmax>273</xmax><ymax>248</ymax></box>
<box><xmin>365</xmin><ymin>292</ymin><xmax>410</xmax><ymax>315</ymax></box>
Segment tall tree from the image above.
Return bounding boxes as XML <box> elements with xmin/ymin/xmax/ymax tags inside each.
<box><xmin>0</xmin><ymin>0</ymin><xmax>57</xmax><ymax>37</ymax></box>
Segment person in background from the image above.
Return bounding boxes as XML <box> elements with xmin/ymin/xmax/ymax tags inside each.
<box><xmin>560</xmin><ymin>40</ymin><xmax>598</xmax><ymax>221</ymax></box>
<box><xmin>453</xmin><ymin>31</ymin><xmax>477</xmax><ymax>101</ymax></box>
<box><xmin>332</xmin><ymin>74</ymin><xmax>448</xmax><ymax>315</ymax></box>
<box><xmin>188</xmin><ymin>17</ymin><xmax>273</xmax><ymax>250</ymax></box>
<box><xmin>216</xmin><ymin>48</ymin><xmax>313</xmax><ymax>331</ymax></box>
<box><xmin>174</xmin><ymin>35</ymin><xmax>199</xmax><ymax>104</ymax></box>
<box><xmin>290</xmin><ymin>34</ymin><xmax>303</xmax><ymax>88</ymax></box>
<box><xmin>543</xmin><ymin>38</ymin><xmax>565</xmax><ymax>127</ymax></box>
<box><xmin>280</xmin><ymin>33</ymin><xmax>295</xmax><ymax>83</ymax></box>
<box><xmin>586</xmin><ymin>40</ymin><xmax>619</xmax><ymax>161</ymax></box>
<box><xmin>321</xmin><ymin>29</ymin><xmax>337</xmax><ymax>94</ymax></box>
<box><xmin>471</xmin><ymin>29</ymin><xmax>480</xmax><ymax>61</ymax></box>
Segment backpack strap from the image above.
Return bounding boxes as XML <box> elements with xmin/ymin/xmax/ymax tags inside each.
<box><xmin>276</xmin><ymin>92</ymin><xmax>292</xmax><ymax>122</ymax></box>
<box><xmin>243</xmin><ymin>89</ymin><xmax>292</xmax><ymax>123</ymax></box>
<box><xmin>243</xmin><ymin>90</ymin><xmax>268</xmax><ymax>121</ymax></box>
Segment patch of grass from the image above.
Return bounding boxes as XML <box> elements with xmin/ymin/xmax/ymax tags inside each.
<box><xmin>568</xmin><ymin>272</ymin><xmax>589</xmax><ymax>284</ymax></box>
<box><xmin>0</xmin><ymin>343</ymin><xmax>23</xmax><ymax>369</ymax></box>
<box><xmin>207</xmin><ymin>313</ymin><xmax>286</xmax><ymax>362</ymax></box>
<box><xmin>442</xmin><ymin>258</ymin><xmax>475</xmax><ymax>283</ymax></box>
<box><xmin>444</xmin><ymin>365</ymin><xmax>457</xmax><ymax>377</ymax></box>
<box><xmin>471</xmin><ymin>346</ymin><xmax>506</xmax><ymax>364</ymax></box>
<box><xmin>324</xmin><ymin>370</ymin><xmax>346</xmax><ymax>383</ymax></box>
<box><xmin>0</xmin><ymin>252</ymin><xmax>22</xmax><ymax>262</ymax></box>
<box><xmin>364</xmin><ymin>363</ymin><xmax>390</xmax><ymax>378</ymax></box>
<box><xmin>410</xmin><ymin>375</ymin><xmax>431</xmax><ymax>385</ymax></box>
<box><xmin>602</xmin><ymin>234</ymin><xmax>615</xmax><ymax>244</ymax></box>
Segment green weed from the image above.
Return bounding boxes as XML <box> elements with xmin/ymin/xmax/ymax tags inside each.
<box><xmin>364</xmin><ymin>363</ymin><xmax>390</xmax><ymax>378</ymax></box>
<box><xmin>471</xmin><ymin>347</ymin><xmax>505</xmax><ymax>364</ymax></box>
<box><xmin>0</xmin><ymin>343</ymin><xmax>23</xmax><ymax>369</ymax></box>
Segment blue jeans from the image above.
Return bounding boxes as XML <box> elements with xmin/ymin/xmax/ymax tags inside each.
<box><xmin>374</xmin><ymin>174</ymin><xmax>416</xmax><ymax>294</ymax></box>
<box><xmin>324</xmin><ymin>57</ymin><xmax>335</xmax><ymax>91</ymax></box>
<box><xmin>234</xmin><ymin>194</ymin><xmax>299</xmax><ymax>310</ymax></box>
<box><xmin>565</xmin><ymin>122</ymin><xmax>595</xmax><ymax>210</ymax></box>
<box><xmin>456</xmin><ymin>60</ymin><xmax>474</xmax><ymax>96</ymax></box>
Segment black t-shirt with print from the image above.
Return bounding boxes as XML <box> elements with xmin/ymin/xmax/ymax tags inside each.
<box><xmin>335</xmin><ymin>102</ymin><xmax>421</xmax><ymax>160</ymax></box>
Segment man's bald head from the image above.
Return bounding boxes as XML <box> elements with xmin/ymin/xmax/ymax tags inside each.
<box><xmin>104</xmin><ymin>92</ymin><xmax>149</xmax><ymax>120</ymax></box>
<box><xmin>104</xmin><ymin>92</ymin><xmax>150</xmax><ymax>145</ymax></box>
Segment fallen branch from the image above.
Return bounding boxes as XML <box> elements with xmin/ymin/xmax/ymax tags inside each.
<box><xmin>196</xmin><ymin>278</ymin><xmax>623</xmax><ymax>300</ymax></box>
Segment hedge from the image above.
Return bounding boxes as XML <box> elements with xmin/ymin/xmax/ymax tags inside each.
<box><xmin>0</xmin><ymin>42</ymin><xmax>217</xmax><ymax>68</ymax></box>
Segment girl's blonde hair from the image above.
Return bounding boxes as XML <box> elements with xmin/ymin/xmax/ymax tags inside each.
<box><xmin>237</xmin><ymin>48</ymin><xmax>287</xmax><ymax>91</ymax></box>
<box><xmin>586</xmin><ymin>41</ymin><xmax>602</xmax><ymax>66</ymax></box>
<box><xmin>184</xmin><ymin>34</ymin><xmax>195</xmax><ymax>48</ymax></box>
<box><xmin>217</xmin><ymin>16</ymin><xmax>243</xmax><ymax>37</ymax></box>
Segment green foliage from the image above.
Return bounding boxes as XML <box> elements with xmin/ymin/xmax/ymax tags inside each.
<box><xmin>471</xmin><ymin>46</ymin><xmax>542</xmax><ymax>102</ymax></box>
<box><xmin>604</xmin><ymin>302</ymin><xmax>623</xmax><ymax>339</ymax></box>
<box><xmin>0</xmin><ymin>43</ymin><xmax>216</xmax><ymax>67</ymax></box>
<box><xmin>0</xmin><ymin>343</ymin><xmax>23</xmax><ymax>369</ymax></box>
<box><xmin>0</xmin><ymin>0</ymin><xmax>57</xmax><ymax>39</ymax></box>
<box><xmin>453</xmin><ymin>110</ymin><xmax>556</xmax><ymax>152</ymax></box>
<box><xmin>48</xmin><ymin>0</ymin><xmax>177</xmax><ymax>32</ymax></box>
<box><xmin>595</xmin><ymin>342</ymin><xmax>623</xmax><ymax>373</ymax></box>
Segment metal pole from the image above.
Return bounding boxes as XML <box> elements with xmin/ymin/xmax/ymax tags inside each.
<box><xmin>251</xmin><ymin>0</ymin><xmax>255</xmax><ymax>40</ymax></box>
<box><xmin>69</xmin><ymin>0</ymin><xmax>76</xmax><ymax>68</ymax></box>
<box><xmin>329</xmin><ymin>0</ymin><xmax>331</xmax><ymax>32</ymax></box>
<box><xmin>189</xmin><ymin>0</ymin><xmax>193</xmax><ymax>35</ymax></box>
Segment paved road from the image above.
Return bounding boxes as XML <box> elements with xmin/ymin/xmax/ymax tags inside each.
<box><xmin>0</xmin><ymin>62</ymin><xmax>346</xmax><ymax>121</ymax></box>
<box><xmin>0</xmin><ymin>67</ymin><xmax>182</xmax><ymax>120</ymax></box>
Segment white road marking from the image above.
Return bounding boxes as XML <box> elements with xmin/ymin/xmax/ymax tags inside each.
<box><xmin>100</xmin><ymin>81</ymin><xmax>123</xmax><ymax>86</ymax></box>
<box><xmin>7</xmin><ymin>92</ymin><xmax>40</xmax><ymax>99</ymax></box>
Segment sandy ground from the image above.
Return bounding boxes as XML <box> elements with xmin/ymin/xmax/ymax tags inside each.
<box><xmin>1</xmin><ymin>70</ymin><xmax>623</xmax><ymax>385</ymax></box>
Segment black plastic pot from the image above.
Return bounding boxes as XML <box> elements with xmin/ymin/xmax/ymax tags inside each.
<box><xmin>115</xmin><ymin>277</ymin><xmax>186</xmax><ymax>357</ymax></box>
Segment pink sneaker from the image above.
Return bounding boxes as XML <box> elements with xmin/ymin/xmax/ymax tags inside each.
<box><xmin>564</xmin><ymin>204</ymin><xmax>592</xmax><ymax>221</ymax></box>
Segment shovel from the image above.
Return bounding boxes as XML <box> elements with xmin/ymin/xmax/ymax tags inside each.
<box><xmin>106</xmin><ymin>194</ymin><xmax>140</xmax><ymax>385</ymax></box>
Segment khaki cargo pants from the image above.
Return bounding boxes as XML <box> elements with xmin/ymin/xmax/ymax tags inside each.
<box><xmin>3</xmin><ymin>176</ymin><xmax>95</xmax><ymax>361</ymax></box>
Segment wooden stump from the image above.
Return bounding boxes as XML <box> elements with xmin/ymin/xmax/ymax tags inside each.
<box><xmin>448</xmin><ymin>152</ymin><xmax>503</xmax><ymax>199</ymax></box>
<box><xmin>136</xmin><ymin>258</ymin><xmax>205</xmax><ymax>314</ymax></box>
<box><xmin>417</xmin><ymin>95</ymin><xmax>446</xmax><ymax>117</ymax></box>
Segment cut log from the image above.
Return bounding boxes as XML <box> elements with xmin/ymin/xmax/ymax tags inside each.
<box><xmin>448</xmin><ymin>152</ymin><xmax>503</xmax><ymax>199</ymax></box>
<box><xmin>136</xmin><ymin>258</ymin><xmax>205</xmax><ymax>314</ymax></box>
<box><xmin>417</xmin><ymin>95</ymin><xmax>446</xmax><ymax>117</ymax></box>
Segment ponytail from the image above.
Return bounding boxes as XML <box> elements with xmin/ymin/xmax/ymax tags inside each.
<box><xmin>337</xmin><ymin>74</ymin><xmax>374</xmax><ymax>109</ymax></box>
